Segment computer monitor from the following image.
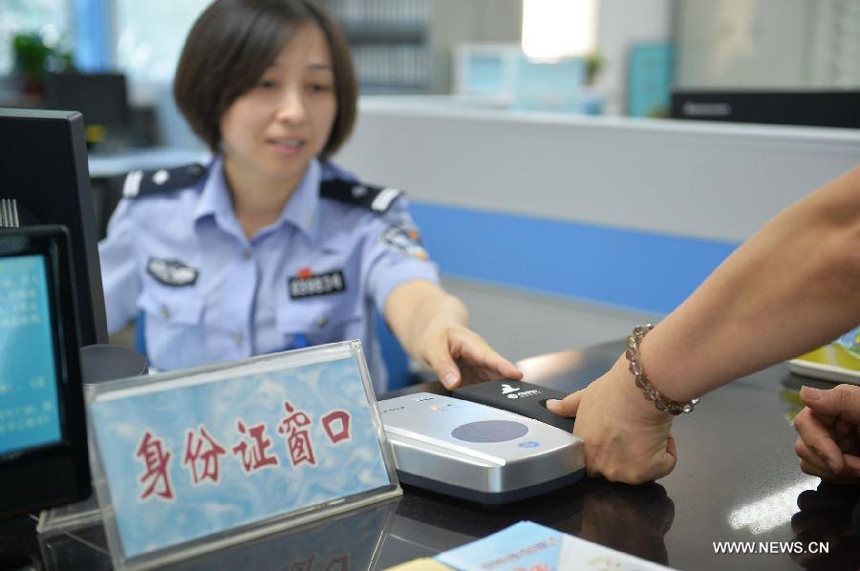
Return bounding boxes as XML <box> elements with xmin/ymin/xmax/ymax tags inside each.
<box><xmin>42</xmin><ymin>72</ymin><xmax>131</xmax><ymax>145</ymax></box>
<box><xmin>671</xmin><ymin>90</ymin><xmax>860</xmax><ymax>129</ymax></box>
<box><xmin>0</xmin><ymin>226</ymin><xmax>91</xmax><ymax>517</ymax></box>
<box><xmin>0</xmin><ymin>108</ymin><xmax>108</xmax><ymax>347</ymax></box>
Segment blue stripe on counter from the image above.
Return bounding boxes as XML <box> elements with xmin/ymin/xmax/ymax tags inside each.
<box><xmin>410</xmin><ymin>202</ymin><xmax>740</xmax><ymax>315</ymax></box>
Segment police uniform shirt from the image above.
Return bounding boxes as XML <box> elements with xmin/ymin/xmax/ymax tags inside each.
<box><xmin>98</xmin><ymin>157</ymin><xmax>439</xmax><ymax>392</ymax></box>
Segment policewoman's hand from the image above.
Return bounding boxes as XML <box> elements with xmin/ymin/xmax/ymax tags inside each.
<box><xmin>546</xmin><ymin>356</ymin><xmax>677</xmax><ymax>484</ymax></box>
<box><xmin>384</xmin><ymin>279</ymin><xmax>522</xmax><ymax>390</ymax></box>
<box><xmin>416</xmin><ymin>317</ymin><xmax>523</xmax><ymax>390</ymax></box>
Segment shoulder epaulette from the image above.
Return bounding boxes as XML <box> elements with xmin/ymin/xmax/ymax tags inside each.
<box><xmin>320</xmin><ymin>179</ymin><xmax>403</xmax><ymax>214</ymax></box>
<box><xmin>121</xmin><ymin>163</ymin><xmax>206</xmax><ymax>199</ymax></box>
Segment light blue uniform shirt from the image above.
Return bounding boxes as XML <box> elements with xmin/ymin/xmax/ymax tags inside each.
<box><xmin>98</xmin><ymin>157</ymin><xmax>439</xmax><ymax>392</ymax></box>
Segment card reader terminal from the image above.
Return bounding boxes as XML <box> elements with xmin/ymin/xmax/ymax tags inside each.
<box><xmin>453</xmin><ymin>379</ymin><xmax>574</xmax><ymax>432</ymax></box>
<box><xmin>380</xmin><ymin>393</ymin><xmax>584</xmax><ymax>504</ymax></box>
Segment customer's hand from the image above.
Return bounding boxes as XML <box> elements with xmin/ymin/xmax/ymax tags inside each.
<box><xmin>416</xmin><ymin>317</ymin><xmax>523</xmax><ymax>390</ymax></box>
<box><xmin>546</xmin><ymin>357</ymin><xmax>677</xmax><ymax>484</ymax></box>
<box><xmin>794</xmin><ymin>384</ymin><xmax>860</xmax><ymax>484</ymax></box>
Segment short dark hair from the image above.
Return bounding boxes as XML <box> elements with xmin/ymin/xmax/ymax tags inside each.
<box><xmin>174</xmin><ymin>0</ymin><xmax>357</xmax><ymax>159</ymax></box>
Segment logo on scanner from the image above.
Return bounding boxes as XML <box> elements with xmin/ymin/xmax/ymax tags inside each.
<box><xmin>502</xmin><ymin>384</ymin><xmax>542</xmax><ymax>399</ymax></box>
<box><xmin>501</xmin><ymin>384</ymin><xmax>519</xmax><ymax>396</ymax></box>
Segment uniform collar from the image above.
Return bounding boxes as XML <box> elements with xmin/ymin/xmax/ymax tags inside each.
<box><xmin>194</xmin><ymin>156</ymin><xmax>232</xmax><ymax>224</ymax></box>
<box><xmin>194</xmin><ymin>156</ymin><xmax>321</xmax><ymax>244</ymax></box>
<box><xmin>279</xmin><ymin>158</ymin><xmax>320</xmax><ymax>243</ymax></box>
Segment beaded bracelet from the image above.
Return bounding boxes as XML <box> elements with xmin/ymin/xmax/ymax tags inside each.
<box><xmin>625</xmin><ymin>324</ymin><xmax>700</xmax><ymax>415</ymax></box>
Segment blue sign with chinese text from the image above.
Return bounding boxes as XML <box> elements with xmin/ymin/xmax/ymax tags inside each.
<box><xmin>88</xmin><ymin>348</ymin><xmax>394</xmax><ymax>561</ymax></box>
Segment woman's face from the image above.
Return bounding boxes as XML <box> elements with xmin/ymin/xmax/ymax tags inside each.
<box><xmin>220</xmin><ymin>23</ymin><xmax>337</xmax><ymax>186</ymax></box>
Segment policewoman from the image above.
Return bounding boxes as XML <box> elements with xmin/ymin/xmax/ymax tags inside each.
<box><xmin>98</xmin><ymin>0</ymin><xmax>522</xmax><ymax>392</ymax></box>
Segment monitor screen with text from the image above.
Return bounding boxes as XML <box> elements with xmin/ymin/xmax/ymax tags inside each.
<box><xmin>0</xmin><ymin>254</ymin><xmax>62</xmax><ymax>455</ymax></box>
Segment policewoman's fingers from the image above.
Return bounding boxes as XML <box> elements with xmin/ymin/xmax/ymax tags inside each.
<box><xmin>546</xmin><ymin>390</ymin><xmax>582</xmax><ymax>418</ymax></box>
<box><xmin>464</xmin><ymin>340</ymin><xmax>522</xmax><ymax>380</ymax></box>
<box><xmin>423</xmin><ymin>334</ymin><xmax>462</xmax><ymax>389</ymax></box>
<box><xmin>450</xmin><ymin>329</ymin><xmax>523</xmax><ymax>381</ymax></box>
<box><xmin>488</xmin><ymin>353</ymin><xmax>523</xmax><ymax>380</ymax></box>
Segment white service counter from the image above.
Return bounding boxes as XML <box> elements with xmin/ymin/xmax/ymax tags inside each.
<box><xmin>341</xmin><ymin>95</ymin><xmax>860</xmax><ymax>242</ymax></box>
<box><xmin>337</xmin><ymin>97</ymin><xmax>860</xmax><ymax>358</ymax></box>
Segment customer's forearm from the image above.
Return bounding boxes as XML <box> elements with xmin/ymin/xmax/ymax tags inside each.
<box><xmin>639</xmin><ymin>166</ymin><xmax>860</xmax><ymax>402</ymax></box>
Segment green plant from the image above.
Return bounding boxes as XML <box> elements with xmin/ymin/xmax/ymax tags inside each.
<box><xmin>584</xmin><ymin>51</ymin><xmax>604</xmax><ymax>84</ymax></box>
<box><xmin>12</xmin><ymin>33</ymin><xmax>51</xmax><ymax>79</ymax></box>
<box><xmin>12</xmin><ymin>32</ymin><xmax>74</xmax><ymax>89</ymax></box>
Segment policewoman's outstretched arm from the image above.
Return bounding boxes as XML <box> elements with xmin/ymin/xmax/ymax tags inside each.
<box><xmin>384</xmin><ymin>279</ymin><xmax>523</xmax><ymax>390</ymax></box>
<box><xmin>547</xmin><ymin>165</ymin><xmax>860</xmax><ymax>484</ymax></box>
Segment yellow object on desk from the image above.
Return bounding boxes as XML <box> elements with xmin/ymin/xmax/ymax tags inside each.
<box><xmin>789</xmin><ymin>327</ymin><xmax>860</xmax><ymax>384</ymax></box>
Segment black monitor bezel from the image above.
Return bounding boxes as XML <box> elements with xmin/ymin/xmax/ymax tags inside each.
<box><xmin>0</xmin><ymin>226</ymin><xmax>91</xmax><ymax>518</ymax></box>
<box><xmin>43</xmin><ymin>71</ymin><xmax>131</xmax><ymax>130</ymax></box>
<box><xmin>0</xmin><ymin>108</ymin><xmax>108</xmax><ymax>347</ymax></box>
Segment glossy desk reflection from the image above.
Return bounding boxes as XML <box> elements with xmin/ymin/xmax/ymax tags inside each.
<box><xmin>382</xmin><ymin>340</ymin><xmax>860</xmax><ymax>571</ymax></box>
<box><xmin>38</xmin><ymin>499</ymin><xmax>396</xmax><ymax>570</ymax></box>
<box><xmin>5</xmin><ymin>341</ymin><xmax>860</xmax><ymax>570</ymax></box>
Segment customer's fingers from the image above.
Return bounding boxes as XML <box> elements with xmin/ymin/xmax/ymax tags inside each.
<box><xmin>795</xmin><ymin>438</ymin><xmax>837</xmax><ymax>477</ymax></box>
<box><xmin>794</xmin><ymin>407</ymin><xmax>844</xmax><ymax>473</ymax></box>
<box><xmin>801</xmin><ymin>385</ymin><xmax>860</xmax><ymax>424</ymax></box>
<box><xmin>546</xmin><ymin>390</ymin><xmax>582</xmax><ymax>418</ymax></box>
<box><xmin>845</xmin><ymin>453</ymin><xmax>860</xmax><ymax>476</ymax></box>
<box><xmin>641</xmin><ymin>448</ymin><xmax>678</xmax><ymax>484</ymax></box>
<box><xmin>799</xmin><ymin>458</ymin><xmax>860</xmax><ymax>484</ymax></box>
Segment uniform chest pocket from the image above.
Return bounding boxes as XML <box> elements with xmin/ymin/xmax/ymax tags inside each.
<box><xmin>139</xmin><ymin>289</ymin><xmax>205</xmax><ymax>325</ymax></box>
<box><xmin>277</xmin><ymin>303</ymin><xmax>362</xmax><ymax>347</ymax></box>
<box><xmin>137</xmin><ymin>289</ymin><xmax>206</xmax><ymax>370</ymax></box>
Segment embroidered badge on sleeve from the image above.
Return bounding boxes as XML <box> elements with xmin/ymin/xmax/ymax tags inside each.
<box><xmin>381</xmin><ymin>226</ymin><xmax>429</xmax><ymax>261</ymax></box>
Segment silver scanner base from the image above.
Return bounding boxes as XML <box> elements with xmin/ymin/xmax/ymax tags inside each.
<box><xmin>380</xmin><ymin>393</ymin><xmax>585</xmax><ymax>504</ymax></box>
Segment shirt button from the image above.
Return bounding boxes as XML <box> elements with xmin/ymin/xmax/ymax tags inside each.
<box><xmin>233</xmin><ymin>332</ymin><xmax>243</xmax><ymax>347</ymax></box>
<box><xmin>160</xmin><ymin>306</ymin><xmax>170</xmax><ymax>320</ymax></box>
<box><xmin>243</xmin><ymin>249</ymin><xmax>252</xmax><ymax>260</ymax></box>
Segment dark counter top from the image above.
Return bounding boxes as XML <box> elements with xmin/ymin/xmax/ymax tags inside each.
<box><xmin>3</xmin><ymin>341</ymin><xmax>858</xmax><ymax>570</ymax></box>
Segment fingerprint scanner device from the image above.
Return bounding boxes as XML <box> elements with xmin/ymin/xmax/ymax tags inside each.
<box><xmin>454</xmin><ymin>379</ymin><xmax>574</xmax><ymax>432</ymax></box>
<box><xmin>0</xmin><ymin>226</ymin><xmax>91</xmax><ymax>518</ymax></box>
<box><xmin>380</xmin><ymin>393</ymin><xmax>584</xmax><ymax>504</ymax></box>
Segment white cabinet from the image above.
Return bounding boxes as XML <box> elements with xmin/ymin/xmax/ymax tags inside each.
<box><xmin>322</xmin><ymin>0</ymin><xmax>522</xmax><ymax>94</ymax></box>
<box><xmin>675</xmin><ymin>0</ymin><xmax>860</xmax><ymax>89</ymax></box>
